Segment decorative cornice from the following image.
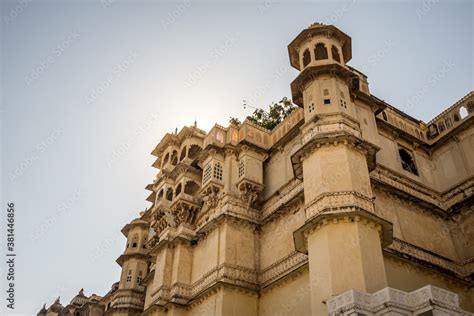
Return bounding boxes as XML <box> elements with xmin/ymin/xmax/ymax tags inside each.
<box><xmin>385</xmin><ymin>238</ymin><xmax>473</xmax><ymax>281</ymax></box>
<box><xmin>261</xmin><ymin>179</ymin><xmax>304</xmax><ymax>222</ymax></box>
<box><xmin>259</xmin><ymin>251</ymin><xmax>308</xmax><ymax>287</ymax></box>
<box><xmin>371</xmin><ymin>164</ymin><xmax>474</xmax><ymax>215</ymax></box>
<box><xmin>293</xmin><ymin>208</ymin><xmax>393</xmax><ymax>254</ymax></box>
<box><xmin>304</xmin><ymin>190</ymin><xmax>375</xmax><ymax>219</ymax></box>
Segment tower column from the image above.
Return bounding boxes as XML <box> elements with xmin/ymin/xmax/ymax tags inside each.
<box><xmin>293</xmin><ymin>139</ymin><xmax>392</xmax><ymax>315</ymax></box>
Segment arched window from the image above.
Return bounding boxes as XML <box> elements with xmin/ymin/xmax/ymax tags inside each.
<box><xmin>137</xmin><ymin>271</ymin><xmax>143</xmax><ymax>285</ymax></box>
<box><xmin>171</xmin><ymin>150</ymin><xmax>178</xmax><ymax>165</ymax></box>
<box><xmin>427</xmin><ymin>124</ymin><xmax>439</xmax><ymax>139</ymax></box>
<box><xmin>445</xmin><ymin>117</ymin><xmax>452</xmax><ymax>128</ymax></box>
<box><xmin>398</xmin><ymin>148</ymin><xmax>418</xmax><ymax>176</ymax></box>
<box><xmin>314</xmin><ymin>43</ymin><xmax>328</xmax><ymax>60</ymax></box>
<box><xmin>382</xmin><ymin>111</ymin><xmax>388</xmax><ymax>121</ymax></box>
<box><xmin>467</xmin><ymin>101</ymin><xmax>474</xmax><ymax>114</ymax></box>
<box><xmin>131</xmin><ymin>234</ymin><xmax>138</xmax><ymax>248</ymax></box>
<box><xmin>188</xmin><ymin>144</ymin><xmax>201</xmax><ymax>160</ymax></box>
<box><xmin>180</xmin><ymin>147</ymin><xmax>187</xmax><ymax>161</ymax></box>
<box><xmin>175</xmin><ymin>183</ymin><xmax>182</xmax><ymax>196</ymax></box>
<box><xmin>166</xmin><ymin>188</ymin><xmax>173</xmax><ymax>201</ymax></box>
<box><xmin>453</xmin><ymin>113</ymin><xmax>460</xmax><ymax>122</ymax></box>
<box><xmin>184</xmin><ymin>181</ymin><xmax>199</xmax><ymax>195</ymax></box>
<box><xmin>163</xmin><ymin>153</ymin><xmax>170</xmax><ymax>165</ymax></box>
<box><xmin>438</xmin><ymin>121</ymin><xmax>446</xmax><ymax>133</ymax></box>
<box><xmin>302</xmin><ymin>49</ymin><xmax>311</xmax><ymax>67</ymax></box>
<box><xmin>331</xmin><ymin>45</ymin><xmax>341</xmax><ymax>62</ymax></box>
<box><xmin>213</xmin><ymin>162</ymin><xmax>223</xmax><ymax>181</ymax></box>
<box><xmin>158</xmin><ymin>189</ymin><xmax>164</xmax><ymax>200</ymax></box>
<box><xmin>459</xmin><ymin>106</ymin><xmax>468</xmax><ymax>119</ymax></box>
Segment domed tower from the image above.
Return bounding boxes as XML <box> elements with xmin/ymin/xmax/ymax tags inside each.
<box><xmin>36</xmin><ymin>304</ymin><xmax>47</xmax><ymax>316</ymax></box>
<box><xmin>288</xmin><ymin>23</ymin><xmax>358</xmax><ymax>123</ymax></box>
<box><xmin>46</xmin><ymin>297</ymin><xmax>63</xmax><ymax>315</ymax></box>
<box><xmin>289</xmin><ymin>23</ymin><xmax>393</xmax><ymax>315</ymax></box>
<box><xmin>110</xmin><ymin>217</ymin><xmax>150</xmax><ymax>314</ymax></box>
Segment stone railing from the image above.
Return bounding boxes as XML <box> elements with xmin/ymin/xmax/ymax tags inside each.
<box><xmin>261</xmin><ymin>179</ymin><xmax>303</xmax><ymax>221</ymax></box>
<box><xmin>326</xmin><ymin>285</ymin><xmax>472</xmax><ymax>315</ymax></box>
<box><xmin>259</xmin><ymin>251</ymin><xmax>308</xmax><ymax>287</ymax></box>
<box><xmin>377</xmin><ymin>107</ymin><xmax>426</xmax><ymax>142</ymax></box>
<box><xmin>426</xmin><ymin>92</ymin><xmax>473</xmax><ymax>142</ymax></box>
<box><xmin>270</xmin><ymin>108</ymin><xmax>304</xmax><ymax>146</ymax></box>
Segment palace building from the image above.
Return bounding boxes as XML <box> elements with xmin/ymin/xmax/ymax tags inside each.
<box><xmin>39</xmin><ymin>23</ymin><xmax>474</xmax><ymax>316</ymax></box>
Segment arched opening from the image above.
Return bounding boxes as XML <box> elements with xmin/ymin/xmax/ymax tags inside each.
<box><xmin>398</xmin><ymin>148</ymin><xmax>418</xmax><ymax>176</ymax></box>
<box><xmin>166</xmin><ymin>188</ymin><xmax>173</xmax><ymax>201</ymax></box>
<box><xmin>438</xmin><ymin>121</ymin><xmax>446</xmax><ymax>133</ymax></box>
<box><xmin>467</xmin><ymin>101</ymin><xmax>474</xmax><ymax>114</ymax></box>
<box><xmin>171</xmin><ymin>150</ymin><xmax>178</xmax><ymax>165</ymax></box>
<box><xmin>137</xmin><ymin>270</ymin><xmax>143</xmax><ymax>285</ymax></box>
<box><xmin>459</xmin><ymin>106</ymin><xmax>468</xmax><ymax>119</ymax></box>
<box><xmin>331</xmin><ymin>45</ymin><xmax>341</xmax><ymax>62</ymax></box>
<box><xmin>163</xmin><ymin>153</ymin><xmax>170</xmax><ymax>166</ymax></box>
<box><xmin>445</xmin><ymin>117</ymin><xmax>452</xmax><ymax>128</ymax></box>
<box><xmin>382</xmin><ymin>111</ymin><xmax>388</xmax><ymax>121</ymax></box>
<box><xmin>180</xmin><ymin>147</ymin><xmax>187</xmax><ymax>162</ymax></box>
<box><xmin>188</xmin><ymin>144</ymin><xmax>201</xmax><ymax>160</ymax></box>
<box><xmin>427</xmin><ymin>124</ymin><xmax>439</xmax><ymax>139</ymax></box>
<box><xmin>453</xmin><ymin>113</ymin><xmax>460</xmax><ymax>122</ymax></box>
<box><xmin>302</xmin><ymin>49</ymin><xmax>311</xmax><ymax>67</ymax></box>
<box><xmin>175</xmin><ymin>183</ymin><xmax>182</xmax><ymax>196</ymax></box>
<box><xmin>158</xmin><ymin>189</ymin><xmax>164</xmax><ymax>200</ymax></box>
<box><xmin>184</xmin><ymin>181</ymin><xmax>200</xmax><ymax>195</ymax></box>
<box><xmin>314</xmin><ymin>43</ymin><xmax>328</xmax><ymax>60</ymax></box>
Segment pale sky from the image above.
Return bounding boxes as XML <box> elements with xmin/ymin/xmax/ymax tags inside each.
<box><xmin>0</xmin><ymin>0</ymin><xmax>472</xmax><ymax>315</ymax></box>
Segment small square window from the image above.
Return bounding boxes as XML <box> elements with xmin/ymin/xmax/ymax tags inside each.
<box><xmin>323</xmin><ymin>99</ymin><xmax>331</xmax><ymax>105</ymax></box>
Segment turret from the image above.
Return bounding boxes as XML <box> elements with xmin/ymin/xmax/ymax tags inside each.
<box><xmin>117</xmin><ymin>218</ymin><xmax>150</xmax><ymax>290</ymax></box>
<box><xmin>289</xmin><ymin>23</ymin><xmax>393</xmax><ymax>315</ymax></box>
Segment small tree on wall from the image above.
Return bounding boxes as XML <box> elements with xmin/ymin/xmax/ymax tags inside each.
<box><xmin>229</xmin><ymin>97</ymin><xmax>295</xmax><ymax>130</ymax></box>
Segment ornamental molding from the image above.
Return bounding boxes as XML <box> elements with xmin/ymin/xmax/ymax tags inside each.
<box><xmin>304</xmin><ymin>190</ymin><xmax>375</xmax><ymax>219</ymax></box>
<box><xmin>326</xmin><ymin>285</ymin><xmax>471</xmax><ymax>316</ymax></box>
<box><xmin>371</xmin><ymin>164</ymin><xmax>474</xmax><ymax>214</ymax></box>
<box><xmin>293</xmin><ymin>208</ymin><xmax>393</xmax><ymax>254</ymax></box>
<box><xmin>371</xmin><ymin>164</ymin><xmax>442</xmax><ymax>209</ymax></box>
<box><xmin>261</xmin><ymin>179</ymin><xmax>304</xmax><ymax>222</ymax></box>
<box><xmin>149</xmin><ymin>263</ymin><xmax>258</xmax><ymax>307</ymax></box>
<box><xmin>111</xmin><ymin>289</ymin><xmax>146</xmax><ymax>311</ymax></box>
<box><xmin>259</xmin><ymin>251</ymin><xmax>308</xmax><ymax>287</ymax></box>
<box><xmin>385</xmin><ymin>237</ymin><xmax>473</xmax><ymax>280</ymax></box>
<box><xmin>195</xmin><ymin>194</ymin><xmax>260</xmax><ymax>236</ymax></box>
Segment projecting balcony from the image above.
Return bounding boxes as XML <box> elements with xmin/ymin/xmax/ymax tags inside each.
<box><xmin>154</xmin><ymin>198</ymin><xmax>171</xmax><ymax>212</ymax></box>
<box><xmin>171</xmin><ymin>192</ymin><xmax>201</xmax><ymax>209</ymax></box>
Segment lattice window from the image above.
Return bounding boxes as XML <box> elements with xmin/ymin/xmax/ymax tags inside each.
<box><xmin>213</xmin><ymin>162</ymin><xmax>223</xmax><ymax>181</ymax></box>
<box><xmin>239</xmin><ymin>160</ymin><xmax>245</xmax><ymax>178</ymax></box>
<box><xmin>203</xmin><ymin>163</ymin><xmax>212</xmax><ymax>184</ymax></box>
